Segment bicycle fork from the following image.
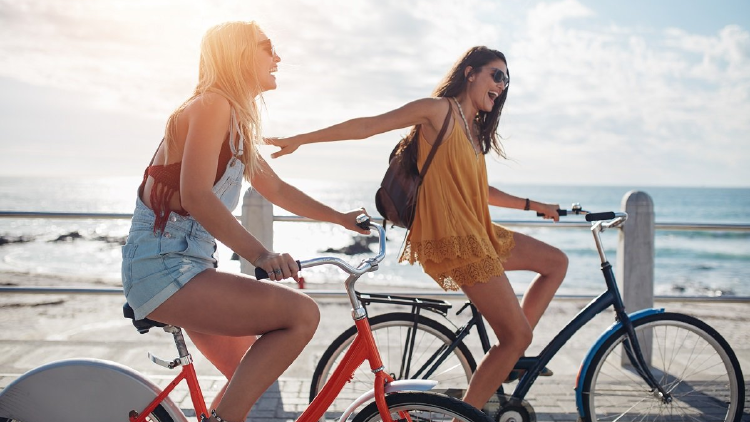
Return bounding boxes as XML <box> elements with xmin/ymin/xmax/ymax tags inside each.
<box><xmin>593</xmin><ymin>220</ymin><xmax>672</xmax><ymax>404</ymax></box>
<box><xmin>616</xmin><ymin>311</ymin><xmax>673</xmax><ymax>403</ymax></box>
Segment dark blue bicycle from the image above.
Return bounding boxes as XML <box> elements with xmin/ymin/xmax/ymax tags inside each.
<box><xmin>310</xmin><ymin>206</ymin><xmax>745</xmax><ymax>422</ymax></box>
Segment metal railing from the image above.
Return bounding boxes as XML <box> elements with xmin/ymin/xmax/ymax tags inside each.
<box><xmin>2</xmin><ymin>194</ymin><xmax>749</xmax><ymax>302</ymax></box>
<box><xmin>3</xmin><ymin>212</ymin><xmax>748</xmax><ymax>232</ymax></box>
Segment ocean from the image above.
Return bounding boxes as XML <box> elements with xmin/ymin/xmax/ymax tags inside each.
<box><xmin>0</xmin><ymin>176</ymin><xmax>748</xmax><ymax>297</ymax></box>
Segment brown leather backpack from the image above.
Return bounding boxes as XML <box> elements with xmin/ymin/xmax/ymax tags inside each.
<box><xmin>375</xmin><ymin>106</ymin><xmax>452</xmax><ymax>229</ymax></box>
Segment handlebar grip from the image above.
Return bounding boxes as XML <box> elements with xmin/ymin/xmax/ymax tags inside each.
<box><xmin>254</xmin><ymin>260</ymin><xmax>302</xmax><ymax>280</ymax></box>
<box><xmin>585</xmin><ymin>211</ymin><xmax>616</xmax><ymax>222</ymax></box>
<box><xmin>356</xmin><ymin>214</ymin><xmax>371</xmax><ymax>230</ymax></box>
<box><xmin>536</xmin><ymin>209</ymin><xmax>567</xmax><ymax>217</ymax></box>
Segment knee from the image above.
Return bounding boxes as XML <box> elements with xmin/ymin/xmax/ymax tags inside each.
<box><xmin>296</xmin><ymin>295</ymin><xmax>320</xmax><ymax>338</ymax></box>
<box><xmin>556</xmin><ymin>249</ymin><xmax>569</xmax><ymax>274</ymax></box>
<box><xmin>502</xmin><ymin>323</ymin><xmax>533</xmax><ymax>355</ymax></box>
<box><xmin>546</xmin><ymin>247</ymin><xmax>568</xmax><ymax>279</ymax></box>
<box><xmin>516</xmin><ymin>325</ymin><xmax>533</xmax><ymax>351</ymax></box>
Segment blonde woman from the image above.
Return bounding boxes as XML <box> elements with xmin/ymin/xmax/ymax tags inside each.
<box><xmin>121</xmin><ymin>21</ymin><xmax>368</xmax><ymax>422</ymax></box>
<box><xmin>270</xmin><ymin>46</ymin><xmax>568</xmax><ymax>413</ymax></box>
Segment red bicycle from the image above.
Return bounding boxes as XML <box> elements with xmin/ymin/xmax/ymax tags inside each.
<box><xmin>0</xmin><ymin>217</ymin><xmax>492</xmax><ymax>422</ymax></box>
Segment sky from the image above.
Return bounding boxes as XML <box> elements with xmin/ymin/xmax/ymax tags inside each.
<box><xmin>0</xmin><ymin>0</ymin><xmax>748</xmax><ymax>187</ymax></box>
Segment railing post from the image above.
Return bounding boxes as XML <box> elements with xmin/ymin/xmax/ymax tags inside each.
<box><xmin>617</xmin><ymin>190</ymin><xmax>655</xmax><ymax>365</ymax></box>
<box><xmin>240</xmin><ymin>188</ymin><xmax>274</xmax><ymax>275</ymax></box>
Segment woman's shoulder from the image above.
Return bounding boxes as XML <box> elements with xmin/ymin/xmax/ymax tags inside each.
<box><xmin>396</xmin><ymin>97</ymin><xmax>451</xmax><ymax>128</ymax></box>
<box><xmin>408</xmin><ymin>96</ymin><xmax>450</xmax><ymax>111</ymax></box>
<box><xmin>183</xmin><ymin>92</ymin><xmax>232</xmax><ymax>121</ymax></box>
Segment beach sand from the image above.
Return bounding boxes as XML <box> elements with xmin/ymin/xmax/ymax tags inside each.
<box><xmin>1</xmin><ymin>271</ymin><xmax>749</xmax><ymax>419</ymax></box>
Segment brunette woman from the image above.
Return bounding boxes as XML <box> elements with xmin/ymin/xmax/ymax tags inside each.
<box><xmin>269</xmin><ymin>46</ymin><xmax>568</xmax><ymax>411</ymax></box>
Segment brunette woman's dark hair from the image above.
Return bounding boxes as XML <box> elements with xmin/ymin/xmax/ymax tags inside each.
<box><xmin>393</xmin><ymin>46</ymin><xmax>509</xmax><ymax>175</ymax></box>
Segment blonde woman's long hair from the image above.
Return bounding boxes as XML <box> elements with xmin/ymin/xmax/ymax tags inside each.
<box><xmin>164</xmin><ymin>21</ymin><xmax>266</xmax><ymax>180</ymax></box>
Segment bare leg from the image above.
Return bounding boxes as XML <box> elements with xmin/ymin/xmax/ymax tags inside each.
<box><xmin>503</xmin><ymin>232</ymin><xmax>568</xmax><ymax>329</ymax></box>
<box><xmin>186</xmin><ymin>332</ymin><xmax>257</xmax><ymax>410</ymax></box>
<box><xmin>459</xmin><ymin>274</ymin><xmax>532</xmax><ymax>410</ymax></box>
<box><xmin>148</xmin><ymin>269</ymin><xmax>320</xmax><ymax>422</ymax></box>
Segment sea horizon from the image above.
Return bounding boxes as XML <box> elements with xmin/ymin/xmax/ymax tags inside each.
<box><xmin>0</xmin><ymin>176</ymin><xmax>748</xmax><ymax>298</ymax></box>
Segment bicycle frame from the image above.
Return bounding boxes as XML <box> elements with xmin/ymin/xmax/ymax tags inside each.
<box><xmin>130</xmin><ymin>295</ymin><xmax>408</xmax><ymax>422</ymax></box>
<box><xmin>389</xmin><ymin>214</ymin><xmax>672</xmax><ymax>404</ymax></box>
<box><xmin>300</xmin><ymin>293</ymin><xmax>398</xmax><ymax>422</ymax></box>
<box><xmin>130</xmin><ymin>326</ymin><xmax>208</xmax><ymax>422</ymax></box>
<box><xmin>508</xmin><ymin>217</ymin><xmax>670</xmax><ymax>401</ymax></box>
<box><xmin>134</xmin><ymin>222</ymin><xmax>432</xmax><ymax>422</ymax></box>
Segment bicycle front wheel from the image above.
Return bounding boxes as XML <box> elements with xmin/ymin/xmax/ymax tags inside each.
<box><xmin>581</xmin><ymin>312</ymin><xmax>745</xmax><ymax>422</ymax></box>
<box><xmin>309</xmin><ymin>313</ymin><xmax>476</xmax><ymax>409</ymax></box>
<box><xmin>352</xmin><ymin>392</ymin><xmax>491</xmax><ymax>422</ymax></box>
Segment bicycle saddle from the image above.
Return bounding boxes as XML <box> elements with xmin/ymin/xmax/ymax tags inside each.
<box><xmin>122</xmin><ymin>303</ymin><xmax>168</xmax><ymax>334</ymax></box>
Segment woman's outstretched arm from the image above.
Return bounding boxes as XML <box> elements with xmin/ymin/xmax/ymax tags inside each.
<box><xmin>267</xmin><ymin>98</ymin><xmax>447</xmax><ymax>158</ymax></box>
<box><xmin>250</xmin><ymin>157</ymin><xmax>370</xmax><ymax>235</ymax></box>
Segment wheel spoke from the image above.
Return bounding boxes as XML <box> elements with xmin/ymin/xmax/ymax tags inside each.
<box><xmin>583</xmin><ymin>313</ymin><xmax>742</xmax><ymax>422</ymax></box>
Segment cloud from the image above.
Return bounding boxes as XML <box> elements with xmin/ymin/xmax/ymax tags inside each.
<box><xmin>0</xmin><ymin>0</ymin><xmax>747</xmax><ymax>186</ymax></box>
<box><xmin>495</xmin><ymin>0</ymin><xmax>749</xmax><ymax>186</ymax></box>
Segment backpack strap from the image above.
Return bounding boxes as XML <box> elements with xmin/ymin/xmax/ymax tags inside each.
<box><xmin>418</xmin><ymin>102</ymin><xmax>452</xmax><ymax>182</ymax></box>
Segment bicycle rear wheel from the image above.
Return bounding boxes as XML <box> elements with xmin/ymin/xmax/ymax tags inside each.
<box><xmin>310</xmin><ymin>313</ymin><xmax>476</xmax><ymax>411</ymax></box>
<box><xmin>0</xmin><ymin>405</ymin><xmax>174</xmax><ymax>422</ymax></box>
<box><xmin>352</xmin><ymin>392</ymin><xmax>491</xmax><ymax>422</ymax></box>
<box><xmin>581</xmin><ymin>312</ymin><xmax>744</xmax><ymax>422</ymax></box>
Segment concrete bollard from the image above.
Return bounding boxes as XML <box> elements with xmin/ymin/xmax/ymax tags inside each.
<box><xmin>240</xmin><ymin>188</ymin><xmax>274</xmax><ymax>275</ymax></box>
<box><xmin>617</xmin><ymin>190</ymin><xmax>655</xmax><ymax>365</ymax></box>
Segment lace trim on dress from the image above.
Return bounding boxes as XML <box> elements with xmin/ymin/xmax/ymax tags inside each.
<box><xmin>435</xmin><ymin>255</ymin><xmax>507</xmax><ymax>291</ymax></box>
<box><xmin>399</xmin><ymin>226</ymin><xmax>515</xmax><ymax>290</ymax></box>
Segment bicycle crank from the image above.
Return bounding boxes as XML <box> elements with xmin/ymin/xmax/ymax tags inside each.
<box><xmin>483</xmin><ymin>393</ymin><xmax>536</xmax><ymax>422</ymax></box>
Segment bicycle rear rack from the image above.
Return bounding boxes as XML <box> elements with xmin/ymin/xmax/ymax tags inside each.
<box><xmin>355</xmin><ymin>291</ymin><xmax>452</xmax><ymax>317</ymax></box>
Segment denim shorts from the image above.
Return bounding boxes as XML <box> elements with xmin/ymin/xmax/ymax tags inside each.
<box><xmin>121</xmin><ymin>197</ymin><xmax>218</xmax><ymax>320</ymax></box>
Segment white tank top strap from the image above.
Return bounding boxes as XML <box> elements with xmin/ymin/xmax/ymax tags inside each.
<box><xmin>229</xmin><ymin>109</ymin><xmax>244</xmax><ymax>157</ymax></box>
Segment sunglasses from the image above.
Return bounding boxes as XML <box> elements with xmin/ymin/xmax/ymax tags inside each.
<box><xmin>488</xmin><ymin>67</ymin><xmax>509</xmax><ymax>88</ymax></box>
<box><xmin>258</xmin><ymin>39</ymin><xmax>277</xmax><ymax>57</ymax></box>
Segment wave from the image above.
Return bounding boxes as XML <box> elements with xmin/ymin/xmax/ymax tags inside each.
<box><xmin>658</xmin><ymin>230</ymin><xmax>750</xmax><ymax>240</ymax></box>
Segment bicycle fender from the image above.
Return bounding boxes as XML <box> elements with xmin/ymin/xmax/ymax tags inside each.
<box><xmin>0</xmin><ymin>358</ymin><xmax>188</xmax><ymax>422</ymax></box>
<box><xmin>337</xmin><ymin>379</ymin><xmax>438</xmax><ymax>422</ymax></box>
<box><xmin>574</xmin><ymin>307</ymin><xmax>665</xmax><ymax>418</ymax></box>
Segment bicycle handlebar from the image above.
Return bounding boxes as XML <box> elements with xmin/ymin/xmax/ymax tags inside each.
<box><xmin>536</xmin><ymin>204</ymin><xmax>627</xmax><ymax>227</ymax></box>
<box><xmin>255</xmin><ymin>214</ymin><xmax>387</xmax><ymax>280</ymax></box>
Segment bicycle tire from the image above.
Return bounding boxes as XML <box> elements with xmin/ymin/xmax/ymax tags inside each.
<box><xmin>351</xmin><ymin>391</ymin><xmax>492</xmax><ymax>422</ymax></box>
<box><xmin>0</xmin><ymin>404</ymin><xmax>175</xmax><ymax>422</ymax></box>
<box><xmin>581</xmin><ymin>312</ymin><xmax>745</xmax><ymax>422</ymax></box>
<box><xmin>309</xmin><ymin>313</ymin><xmax>476</xmax><ymax>410</ymax></box>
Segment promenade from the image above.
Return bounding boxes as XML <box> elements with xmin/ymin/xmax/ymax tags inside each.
<box><xmin>1</xmin><ymin>282</ymin><xmax>749</xmax><ymax>421</ymax></box>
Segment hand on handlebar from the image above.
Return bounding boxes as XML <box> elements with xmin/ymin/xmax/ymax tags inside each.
<box><xmin>342</xmin><ymin>209</ymin><xmax>371</xmax><ymax>235</ymax></box>
<box><xmin>253</xmin><ymin>251</ymin><xmax>301</xmax><ymax>282</ymax></box>
<box><xmin>534</xmin><ymin>202</ymin><xmax>561</xmax><ymax>222</ymax></box>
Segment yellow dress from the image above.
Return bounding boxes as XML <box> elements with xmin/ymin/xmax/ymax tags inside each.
<box><xmin>399</xmin><ymin>108</ymin><xmax>515</xmax><ymax>291</ymax></box>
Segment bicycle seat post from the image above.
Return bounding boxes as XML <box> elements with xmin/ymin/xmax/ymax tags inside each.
<box><xmin>148</xmin><ymin>325</ymin><xmax>194</xmax><ymax>370</ymax></box>
<box><xmin>164</xmin><ymin>326</ymin><xmax>191</xmax><ymax>360</ymax></box>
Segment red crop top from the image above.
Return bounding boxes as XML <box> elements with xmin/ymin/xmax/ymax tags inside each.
<box><xmin>140</xmin><ymin>139</ymin><xmax>232</xmax><ymax>232</ymax></box>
